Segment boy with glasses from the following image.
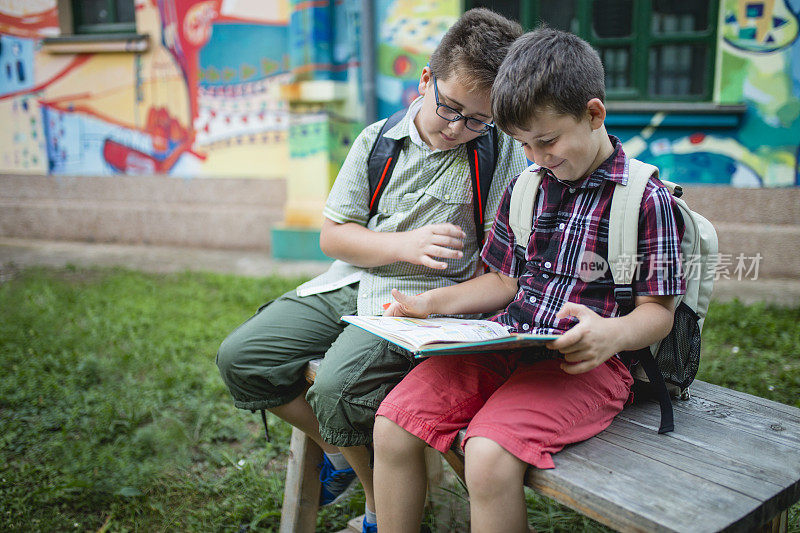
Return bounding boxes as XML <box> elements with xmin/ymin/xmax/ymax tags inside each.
<box><xmin>215</xmin><ymin>9</ymin><xmax>525</xmax><ymax>532</ymax></box>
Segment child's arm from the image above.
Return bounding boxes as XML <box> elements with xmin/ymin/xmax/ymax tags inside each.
<box><xmin>546</xmin><ymin>295</ymin><xmax>675</xmax><ymax>375</ymax></box>
<box><xmin>319</xmin><ymin>217</ymin><xmax>467</xmax><ymax>270</ymax></box>
<box><xmin>384</xmin><ymin>271</ymin><xmax>519</xmax><ymax>317</ymax></box>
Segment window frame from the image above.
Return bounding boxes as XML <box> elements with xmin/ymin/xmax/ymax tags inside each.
<box><xmin>72</xmin><ymin>0</ymin><xmax>136</xmax><ymax>35</ymax></box>
<box><xmin>466</xmin><ymin>0</ymin><xmax>719</xmax><ymax>102</ymax></box>
<box><xmin>43</xmin><ymin>0</ymin><xmax>147</xmax><ymax>54</ymax></box>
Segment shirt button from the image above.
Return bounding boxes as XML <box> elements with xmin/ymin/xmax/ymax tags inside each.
<box><xmin>544</xmin><ymin>261</ymin><xmax>552</xmax><ymax>268</ymax></box>
<box><xmin>522</xmin><ymin>323</ymin><xmax>530</xmax><ymax>331</ymax></box>
<box><xmin>559</xmin><ymin>223</ymin><xmax>566</xmax><ymax>230</ymax></box>
<box><xmin>529</xmin><ymin>296</ymin><xmax>536</xmax><ymax>303</ymax></box>
<box><xmin>444</xmin><ymin>194</ymin><xmax>450</xmax><ymax>200</ymax></box>
<box><xmin>542</xmin><ymin>273</ymin><xmax>549</xmax><ymax>279</ymax></box>
<box><xmin>569</xmin><ymin>188</ymin><xmax>576</xmax><ymax>193</ymax></box>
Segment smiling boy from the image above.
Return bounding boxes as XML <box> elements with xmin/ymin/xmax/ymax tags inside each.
<box><xmin>215</xmin><ymin>9</ymin><xmax>525</xmax><ymax>532</ymax></box>
<box><xmin>373</xmin><ymin>28</ymin><xmax>685</xmax><ymax>532</ymax></box>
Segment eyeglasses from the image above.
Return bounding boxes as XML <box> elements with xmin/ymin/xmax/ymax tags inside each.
<box><xmin>430</xmin><ymin>71</ymin><xmax>494</xmax><ymax>134</ymax></box>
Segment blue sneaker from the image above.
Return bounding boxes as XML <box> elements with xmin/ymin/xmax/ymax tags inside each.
<box><xmin>318</xmin><ymin>454</ymin><xmax>357</xmax><ymax>506</ymax></box>
<box><xmin>362</xmin><ymin>516</ymin><xmax>377</xmax><ymax>533</ymax></box>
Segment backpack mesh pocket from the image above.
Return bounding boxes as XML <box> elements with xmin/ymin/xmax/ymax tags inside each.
<box><xmin>654</xmin><ymin>301</ymin><xmax>701</xmax><ymax>390</ymax></box>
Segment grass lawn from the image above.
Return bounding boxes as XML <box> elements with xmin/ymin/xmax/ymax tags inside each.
<box><xmin>1</xmin><ymin>266</ymin><xmax>798</xmax><ymax>532</ymax></box>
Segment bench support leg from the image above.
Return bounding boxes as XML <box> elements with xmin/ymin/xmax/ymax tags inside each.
<box><xmin>758</xmin><ymin>509</ymin><xmax>788</xmax><ymax>533</ymax></box>
<box><xmin>280</xmin><ymin>427</ymin><xmax>323</xmax><ymax>533</ymax></box>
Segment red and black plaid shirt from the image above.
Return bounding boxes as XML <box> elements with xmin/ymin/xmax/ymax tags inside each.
<box><xmin>481</xmin><ymin>136</ymin><xmax>685</xmax><ymax>335</ymax></box>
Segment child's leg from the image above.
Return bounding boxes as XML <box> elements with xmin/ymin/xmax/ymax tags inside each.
<box><xmin>339</xmin><ymin>445</ymin><xmax>375</xmax><ymax>510</ymax></box>
<box><xmin>269</xmin><ymin>390</ymin><xmax>338</xmax><ymax>453</ymax></box>
<box><xmin>464</xmin><ymin>436</ymin><xmax>528</xmax><ymax>533</ymax></box>
<box><xmin>373</xmin><ymin>416</ymin><xmax>429</xmax><ymax>533</ymax></box>
<box><xmin>306</xmin><ymin>325</ymin><xmax>416</xmax><ymax>512</ymax></box>
<box><xmin>216</xmin><ymin>286</ymin><xmax>358</xmax><ymax>453</ymax></box>
<box><xmin>374</xmin><ymin>353</ymin><xmax>515</xmax><ymax>530</ymax></box>
<box><xmin>456</xmin><ymin>356</ymin><xmax>631</xmax><ymax>532</ymax></box>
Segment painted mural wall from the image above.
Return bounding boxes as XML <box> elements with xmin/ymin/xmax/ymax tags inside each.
<box><xmin>375</xmin><ymin>0</ymin><xmax>459</xmax><ymax>118</ymax></box>
<box><xmin>615</xmin><ymin>0</ymin><xmax>800</xmax><ymax>187</ymax></box>
<box><xmin>0</xmin><ymin>0</ymin><xmax>292</xmax><ymax>178</ymax></box>
<box><xmin>1</xmin><ymin>0</ymin><xmax>797</xmax><ymax>188</ymax></box>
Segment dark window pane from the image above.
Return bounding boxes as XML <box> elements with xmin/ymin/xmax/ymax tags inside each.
<box><xmin>539</xmin><ymin>0</ymin><xmax>577</xmax><ymax>33</ymax></box>
<box><xmin>116</xmin><ymin>0</ymin><xmax>135</xmax><ymax>23</ymax></box>
<box><xmin>80</xmin><ymin>0</ymin><xmax>113</xmax><ymax>25</ymax></box>
<box><xmin>648</xmin><ymin>44</ymin><xmax>708</xmax><ymax>97</ymax></box>
<box><xmin>469</xmin><ymin>1</ymin><xmax>520</xmax><ymax>23</ymax></box>
<box><xmin>592</xmin><ymin>0</ymin><xmax>633</xmax><ymax>38</ymax></box>
<box><xmin>600</xmin><ymin>47</ymin><xmax>631</xmax><ymax>90</ymax></box>
<box><xmin>652</xmin><ymin>0</ymin><xmax>709</xmax><ymax>34</ymax></box>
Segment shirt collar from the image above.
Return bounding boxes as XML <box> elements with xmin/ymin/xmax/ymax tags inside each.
<box><xmin>532</xmin><ymin>135</ymin><xmax>627</xmax><ymax>190</ymax></box>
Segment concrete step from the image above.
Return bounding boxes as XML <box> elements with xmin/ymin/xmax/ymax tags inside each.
<box><xmin>0</xmin><ymin>174</ymin><xmax>286</xmax><ymax>249</ymax></box>
<box><xmin>715</xmin><ymin>222</ymin><xmax>800</xmax><ymax>278</ymax></box>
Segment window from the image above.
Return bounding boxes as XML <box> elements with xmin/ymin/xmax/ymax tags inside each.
<box><xmin>467</xmin><ymin>0</ymin><xmax>718</xmax><ymax>101</ymax></box>
<box><xmin>72</xmin><ymin>0</ymin><xmax>136</xmax><ymax>35</ymax></box>
<box><xmin>43</xmin><ymin>0</ymin><xmax>146</xmax><ymax>54</ymax></box>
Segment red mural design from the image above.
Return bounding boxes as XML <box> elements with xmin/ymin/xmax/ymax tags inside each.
<box><xmin>0</xmin><ymin>4</ymin><xmax>58</xmax><ymax>39</ymax></box>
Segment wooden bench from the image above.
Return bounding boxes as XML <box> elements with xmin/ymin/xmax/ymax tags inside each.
<box><xmin>280</xmin><ymin>359</ymin><xmax>800</xmax><ymax>532</ymax></box>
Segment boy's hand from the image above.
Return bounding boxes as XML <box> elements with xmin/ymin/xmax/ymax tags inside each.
<box><xmin>546</xmin><ymin>303</ymin><xmax>621</xmax><ymax>375</ymax></box>
<box><xmin>399</xmin><ymin>224</ymin><xmax>466</xmax><ymax>270</ymax></box>
<box><xmin>384</xmin><ymin>289</ymin><xmax>432</xmax><ymax>318</ymax></box>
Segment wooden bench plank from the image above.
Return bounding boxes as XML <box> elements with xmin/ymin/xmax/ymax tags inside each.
<box><xmin>545</xmin><ymin>432</ymin><xmax>771</xmax><ymax>532</ymax></box>
<box><xmin>616</xmin><ymin>400</ymin><xmax>799</xmax><ymax>475</ymax></box>
<box><xmin>690</xmin><ymin>381</ymin><xmax>800</xmax><ymax>421</ymax></box>
<box><xmin>600</xmin><ymin>420</ymin><xmax>786</xmax><ymax>500</ymax></box>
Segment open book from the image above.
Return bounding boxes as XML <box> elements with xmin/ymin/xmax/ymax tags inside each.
<box><xmin>342</xmin><ymin>315</ymin><xmax>560</xmax><ymax>357</ymax></box>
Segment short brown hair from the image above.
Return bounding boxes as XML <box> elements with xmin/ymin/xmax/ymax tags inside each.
<box><xmin>429</xmin><ymin>8</ymin><xmax>523</xmax><ymax>93</ymax></box>
<box><xmin>492</xmin><ymin>27</ymin><xmax>605</xmax><ymax>132</ymax></box>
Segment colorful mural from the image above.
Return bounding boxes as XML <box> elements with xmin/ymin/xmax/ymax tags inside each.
<box><xmin>1</xmin><ymin>0</ymin><xmax>799</xmax><ymax>188</ymax></box>
<box><xmin>375</xmin><ymin>0</ymin><xmax>459</xmax><ymax>118</ymax></box>
<box><xmin>617</xmin><ymin>0</ymin><xmax>800</xmax><ymax>187</ymax></box>
<box><xmin>0</xmin><ymin>0</ymin><xmax>292</xmax><ymax>177</ymax></box>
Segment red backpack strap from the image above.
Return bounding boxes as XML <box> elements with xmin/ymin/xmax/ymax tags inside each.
<box><xmin>366</xmin><ymin>109</ymin><xmax>406</xmax><ymax>220</ymax></box>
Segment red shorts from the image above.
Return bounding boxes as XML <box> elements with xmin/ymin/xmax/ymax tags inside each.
<box><xmin>376</xmin><ymin>351</ymin><xmax>633</xmax><ymax>469</ymax></box>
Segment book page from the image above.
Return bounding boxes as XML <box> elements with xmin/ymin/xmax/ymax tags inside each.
<box><xmin>342</xmin><ymin>316</ymin><xmax>511</xmax><ymax>349</ymax></box>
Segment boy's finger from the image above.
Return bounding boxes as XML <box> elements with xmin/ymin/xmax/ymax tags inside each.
<box><xmin>555</xmin><ymin>302</ymin><xmax>588</xmax><ymax>320</ymax></box>
<box><xmin>431</xmin><ymin>223</ymin><xmax>466</xmax><ymax>239</ymax></box>
<box><xmin>420</xmin><ymin>256</ymin><xmax>448</xmax><ymax>270</ymax></box>
<box><xmin>560</xmin><ymin>360</ymin><xmax>595</xmax><ymax>375</ymax></box>
<box><xmin>547</xmin><ymin>326</ymin><xmax>583</xmax><ymax>350</ymax></box>
<box><xmin>391</xmin><ymin>288</ymin><xmax>412</xmax><ymax>303</ymax></box>
<box><xmin>432</xmin><ymin>235</ymin><xmax>465</xmax><ymax>250</ymax></box>
<box><xmin>429</xmin><ymin>245</ymin><xmax>463</xmax><ymax>259</ymax></box>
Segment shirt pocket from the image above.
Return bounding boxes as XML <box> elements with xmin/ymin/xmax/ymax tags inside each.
<box><xmin>532</xmin><ymin>215</ymin><xmax>612</xmax><ymax>283</ymax></box>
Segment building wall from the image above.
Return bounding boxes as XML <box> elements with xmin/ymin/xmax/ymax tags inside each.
<box><xmin>0</xmin><ymin>0</ymin><xmax>292</xmax><ymax>177</ymax></box>
<box><xmin>0</xmin><ymin>1</ymin><xmax>798</xmax><ymax>274</ymax></box>
<box><xmin>611</xmin><ymin>0</ymin><xmax>800</xmax><ymax>187</ymax></box>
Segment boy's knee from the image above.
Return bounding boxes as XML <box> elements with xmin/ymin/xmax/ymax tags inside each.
<box><xmin>464</xmin><ymin>437</ymin><xmax>525</xmax><ymax>496</ymax></box>
<box><xmin>215</xmin><ymin>335</ymin><xmax>239</xmax><ymax>384</ymax></box>
<box><xmin>373</xmin><ymin>415</ymin><xmax>423</xmax><ymax>458</ymax></box>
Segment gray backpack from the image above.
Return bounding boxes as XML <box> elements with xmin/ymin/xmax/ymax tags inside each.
<box><xmin>508</xmin><ymin>159</ymin><xmax>719</xmax><ymax>433</ymax></box>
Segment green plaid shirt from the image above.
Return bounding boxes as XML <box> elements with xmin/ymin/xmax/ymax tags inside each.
<box><xmin>297</xmin><ymin>98</ymin><xmax>528</xmax><ymax>316</ymax></box>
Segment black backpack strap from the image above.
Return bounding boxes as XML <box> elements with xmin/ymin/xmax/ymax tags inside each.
<box><xmin>617</xmin><ymin>291</ymin><xmax>674</xmax><ymax>434</ymax></box>
<box><xmin>366</xmin><ymin>109</ymin><xmax>406</xmax><ymax>220</ymax></box>
<box><xmin>465</xmin><ymin>128</ymin><xmax>498</xmax><ymax>244</ymax></box>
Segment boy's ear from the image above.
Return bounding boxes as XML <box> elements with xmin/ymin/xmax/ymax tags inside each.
<box><xmin>418</xmin><ymin>66</ymin><xmax>432</xmax><ymax>96</ymax></box>
<box><xmin>586</xmin><ymin>98</ymin><xmax>607</xmax><ymax>130</ymax></box>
